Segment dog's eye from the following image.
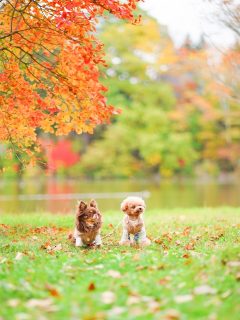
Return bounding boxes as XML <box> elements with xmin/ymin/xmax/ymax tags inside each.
<box><xmin>132</xmin><ymin>205</ymin><xmax>135</xmax><ymax>209</ymax></box>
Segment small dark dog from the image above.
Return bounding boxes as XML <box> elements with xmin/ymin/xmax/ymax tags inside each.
<box><xmin>73</xmin><ymin>200</ymin><xmax>102</xmax><ymax>247</ymax></box>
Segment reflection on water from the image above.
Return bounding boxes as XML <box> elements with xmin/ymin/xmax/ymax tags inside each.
<box><xmin>0</xmin><ymin>178</ymin><xmax>239</xmax><ymax>214</ymax></box>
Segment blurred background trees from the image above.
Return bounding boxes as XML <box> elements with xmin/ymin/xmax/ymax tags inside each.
<box><xmin>1</xmin><ymin>9</ymin><xmax>240</xmax><ymax>180</ymax></box>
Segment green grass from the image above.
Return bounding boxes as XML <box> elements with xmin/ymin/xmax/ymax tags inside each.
<box><xmin>0</xmin><ymin>208</ymin><xmax>240</xmax><ymax>320</ymax></box>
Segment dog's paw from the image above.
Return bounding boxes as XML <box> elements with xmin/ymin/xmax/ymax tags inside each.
<box><xmin>75</xmin><ymin>238</ymin><xmax>83</xmax><ymax>247</ymax></box>
<box><xmin>119</xmin><ymin>240</ymin><xmax>131</xmax><ymax>246</ymax></box>
<box><xmin>141</xmin><ymin>238</ymin><xmax>151</xmax><ymax>246</ymax></box>
<box><xmin>75</xmin><ymin>243</ymin><xmax>83</xmax><ymax>247</ymax></box>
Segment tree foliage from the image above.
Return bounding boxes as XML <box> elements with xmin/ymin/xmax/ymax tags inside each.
<box><xmin>78</xmin><ymin>14</ymin><xmax>240</xmax><ymax>178</ymax></box>
<box><xmin>0</xmin><ymin>0</ymin><xmax>141</xmax><ymax>156</ymax></box>
<box><xmin>207</xmin><ymin>0</ymin><xmax>240</xmax><ymax>38</ymax></box>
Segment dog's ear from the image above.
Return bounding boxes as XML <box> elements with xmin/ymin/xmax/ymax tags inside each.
<box><xmin>121</xmin><ymin>200</ymin><xmax>128</xmax><ymax>212</ymax></box>
<box><xmin>78</xmin><ymin>201</ymin><xmax>87</xmax><ymax>212</ymax></box>
<box><xmin>89</xmin><ymin>199</ymin><xmax>97</xmax><ymax>208</ymax></box>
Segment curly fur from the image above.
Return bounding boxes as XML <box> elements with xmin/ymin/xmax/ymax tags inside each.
<box><xmin>119</xmin><ymin>196</ymin><xmax>151</xmax><ymax>246</ymax></box>
<box><xmin>73</xmin><ymin>199</ymin><xmax>102</xmax><ymax>247</ymax></box>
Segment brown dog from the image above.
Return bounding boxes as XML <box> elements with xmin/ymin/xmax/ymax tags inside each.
<box><xmin>73</xmin><ymin>200</ymin><xmax>102</xmax><ymax>247</ymax></box>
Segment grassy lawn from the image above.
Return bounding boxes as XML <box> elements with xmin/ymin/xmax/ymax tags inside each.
<box><xmin>0</xmin><ymin>208</ymin><xmax>239</xmax><ymax>320</ymax></box>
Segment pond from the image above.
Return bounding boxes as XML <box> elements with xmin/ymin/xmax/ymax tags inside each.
<box><xmin>0</xmin><ymin>178</ymin><xmax>239</xmax><ymax>214</ymax></box>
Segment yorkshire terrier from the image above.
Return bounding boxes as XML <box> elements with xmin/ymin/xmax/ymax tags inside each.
<box><xmin>73</xmin><ymin>199</ymin><xmax>102</xmax><ymax>247</ymax></box>
<box><xmin>119</xmin><ymin>196</ymin><xmax>151</xmax><ymax>246</ymax></box>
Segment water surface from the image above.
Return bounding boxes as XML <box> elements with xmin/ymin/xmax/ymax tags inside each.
<box><xmin>0</xmin><ymin>179</ymin><xmax>239</xmax><ymax>214</ymax></box>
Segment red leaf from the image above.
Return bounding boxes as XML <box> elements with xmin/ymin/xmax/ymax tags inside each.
<box><xmin>88</xmin><ymin>282</ymin><xmax>96</xmax><ymax>291</ymax></box>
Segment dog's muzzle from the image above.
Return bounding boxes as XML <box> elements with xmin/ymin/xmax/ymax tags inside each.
<box><xmin>134</xmin><ymin>206</ymin><xmax>144</xmax><ymax>214</ymax></box>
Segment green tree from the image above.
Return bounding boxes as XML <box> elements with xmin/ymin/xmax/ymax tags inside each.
<box><xmin>79</xmin><ymin>15</ymin><xmax>198</xmax><ymax>178</ymax></box>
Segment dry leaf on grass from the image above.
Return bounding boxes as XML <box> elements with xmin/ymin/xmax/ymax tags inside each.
<box><xmin>227</xmin><ymin>261</ymin><xmax>240</xmax><ymax>268</ymax></box>
<box><xmin>132</xmin><ymin>254</ymin><xmax>141</xmax><ymax>261</ymax></box>
<box><xmin>145</xmin><ymin>299</ymin><xmax>160</xmax><ymax>312</ymax></box>
<box><xmin>88</xmin><ymin>282</ymin><xmax>96</xmax><ymax>291</ymax></box>
<box><xmin>0</xmin><ymin>257</ymin><xmax>7</xmax><ymax>264</ymax></box>
<box><xmin>52</xmin><ymin>244</ymin><xmax>62</xmax><ymax>251</ymax></box>
<box><xmin>174</xmin><ymin>294</ymin><xmax>193</xmax><ymax>303</ymax></box>
<box><xmin>40</xmin><ymin>243</ymin><xmax>62</xmax><ymax>253</ymax></box>
<box><xmin>7</xmin><ymin>299</ymin><xmax>20</xmax><ymax>307</ymax></box>
<box><xmin>101</xmin><ymin>291</ymin><xmax>116</xmax><ymax>304</ymax></box>
<box><xmin>26</xmin><ymin>298</ymin><xmax>57</xmax><ymax>312</ymax></box>
<box><xmin>14</xmin><ymin>312</ymin><xmax>29</xmax><ymax>320</ymax></box>
<box><xmin>127</xmin><ymin>295</ymin><xmax>141</xmax><ymax>305</ymax></box>
<box><xmin>221</xmin><ymin>290</ymin><xmax>232</xmax><ymax>299</ymax></box>
<box><xmin>45</xmin><ymin>284</ymin><xmax>61</xmax><ymax>297</ymax></box>
<box><xmin>164</xmin><ymin>309</ymin><xmax>181</xmax><ymax>320</ymax></box>
<box><xmin>158</xmin><ymin>276</ymin><xmax>171</xmax><ymax>286</ymax></box>
<box><xmin>182</xmin><ymin>226</ymin><xmax>191</xmax><ymax>236</ymax></box>
<box><xmin>15</xmin><ymin>252</ymin><xmax>24</xmax><ymax>260</ymax></box>
<box><xmin>107</xmin><ymin>270</ymin><xmax>122</xmax><ymax>278</ymax></box>
<box><xmin>236</xmin><ymin>272</ymin><xmax>240</xmax><ymax>281</ymax></box>
<box><xmin>108</xmin><ymin>306</ymin><xmax>126</xmax><ymax>317</ymax></box>
<box><xmin>193</xmin><ymin>285</ymin><xmax>217</xmax><ymax>295</ymax></box>
<box><xmin>184</xmin><ymin>242</ymin><xmax>195</xmax><ymax>250</ymax></box>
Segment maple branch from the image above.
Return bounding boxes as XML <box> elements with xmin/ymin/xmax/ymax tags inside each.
<box><xmin>10</xmin><ymin>0</ymin><xmax>19</xmax><ymax>41</ymax></box>
<box><xmin>91</xmin><ymin>0</ymin><xmax>114</xmax><ymax>14</ymax></box>
<box><xmin>1</xmin><ymin>111</ymin><xmax>25</xmax><ymax>168</ymax></box>
<box><xmin>2</xmin><ymin>45</ymin><xmax>66</xmax><ymax>81</ymax></box>
<box><xmin>17</xmin><ymin>32</ymin><xmax>58</xmax><ymax>57</ymax></box>
<box><xmin>20</xmin><ymin>0</ymin><xmax>33</xmax><ymax>13</ymax></box>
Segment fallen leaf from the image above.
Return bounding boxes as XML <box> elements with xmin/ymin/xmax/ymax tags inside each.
<box><xmin>40</xmin><ymin>243</ymin><xmax>62</xmax><ymax>253</ymax></box>
<box><xmin>182</xmin><ymin>226</ymin><xmax>191</xmax><ymax>236</ymax></box>
<box><xmin>130</xmin><ymin>306</ymin><xmax>144</xmax><ymax>316</ymax></box>
<box><xmin>15</xmin><ymin>252</ymin><xmax>24</xmax><ymax>261</ymax></box>
<box><xmin>143</xmin><ymin>297</ymin><xmax>160</xmax><ymax>311</ymax></box>
<box><xmin>45</xmin><ymin>284</ymin><xmax>60</xmax><ymax>297</ymax></box>
<box><xmin>154</xmin><ymin>238</ymin><xmax>163</xmax><ymax>244</ymax></box>
<box><xmin>132</xmin><ymin>254</ymin><xmax>140</xmax><ymax>261</ymax></box>
<box><xmin>184</xmin><ymin>242</ymin><xmax>195</xmax><ymax>250</ymax></box>
<box><xmin>107</xmin><ymin>270</ymin><xmax>122</xmax><ymax>278</ymax></box>
<box><xmin>221</xmin><ymin>290</ymin><xmax>231</xmax><ymax>299</ymax></box>
<box><xmin>53</xmin><ymin>244</ymin><xmax>62</xmax><ymax>251</ymax></box>
<box><xmin>158</xmin><ymin>276</ymin><xmax>171</xmax><ymax>286</ymax></box>
<box><xmin>227</xmin><ymin>261</ymin><xmax>240</xmax><ymax>268</ymax></box>
<box><xmin>136</xmin><ymin>265</ymin><xmax>147</xmax><ymax>271</ymax></box>
<box><xmin>40</xmin><ymin>242</ymin><xmax>51</xmax><ymax>250</ymax></box>
<box><xmin>164</xmin><ymin>309</ymin><xmax>181</xmax><ymax>320</ymax></box>
<box><xmin>193</xmin><ymin>285</ymin><xmax>217</xmax><ymax>295</ymax></box>
<box><xmin>88</xmin><ymin>282</ymin><xmax>96</xmax><ymax>291</ymax></box>
<box><xmin>108</xmin><ymin>306</ymin><xmax>125</xmax><ymax>317</ymax></box>
<box><xmin>14</xmin><ymin>313</ymin><xmax>29</xmax><ymax>320</ymax></box>
<box><xmin>127</xmin><ymin>295</ymin><xmax>141</xmax><ymax>305</ymax></box>
<box><xmin>174</xmin><ymin>294</ymin><xmax>193</xmax><ymax>303</ymax></box>
<box><xmin>175</xmin><ymin>240</ymin><xmax>181</xmax><ymax>246</ymax></box>
<box><xmin>26</xmin><ymin>298</ymin><xmax>57</xmax><ymax>312</ymax></box>
<box><xmin>0</xmin><ymin>257</ymin><xmax>7</xmax><ymax>264</ymax></box>
<box><xmin>7</xmin><ymin>299</ymin><xmax>20</xmax><ymax>307</ymax></box>
<box><xmin>101</xmin><ymin>291</ymin><xmax>116</xmax><ymax>304</ymax></box>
